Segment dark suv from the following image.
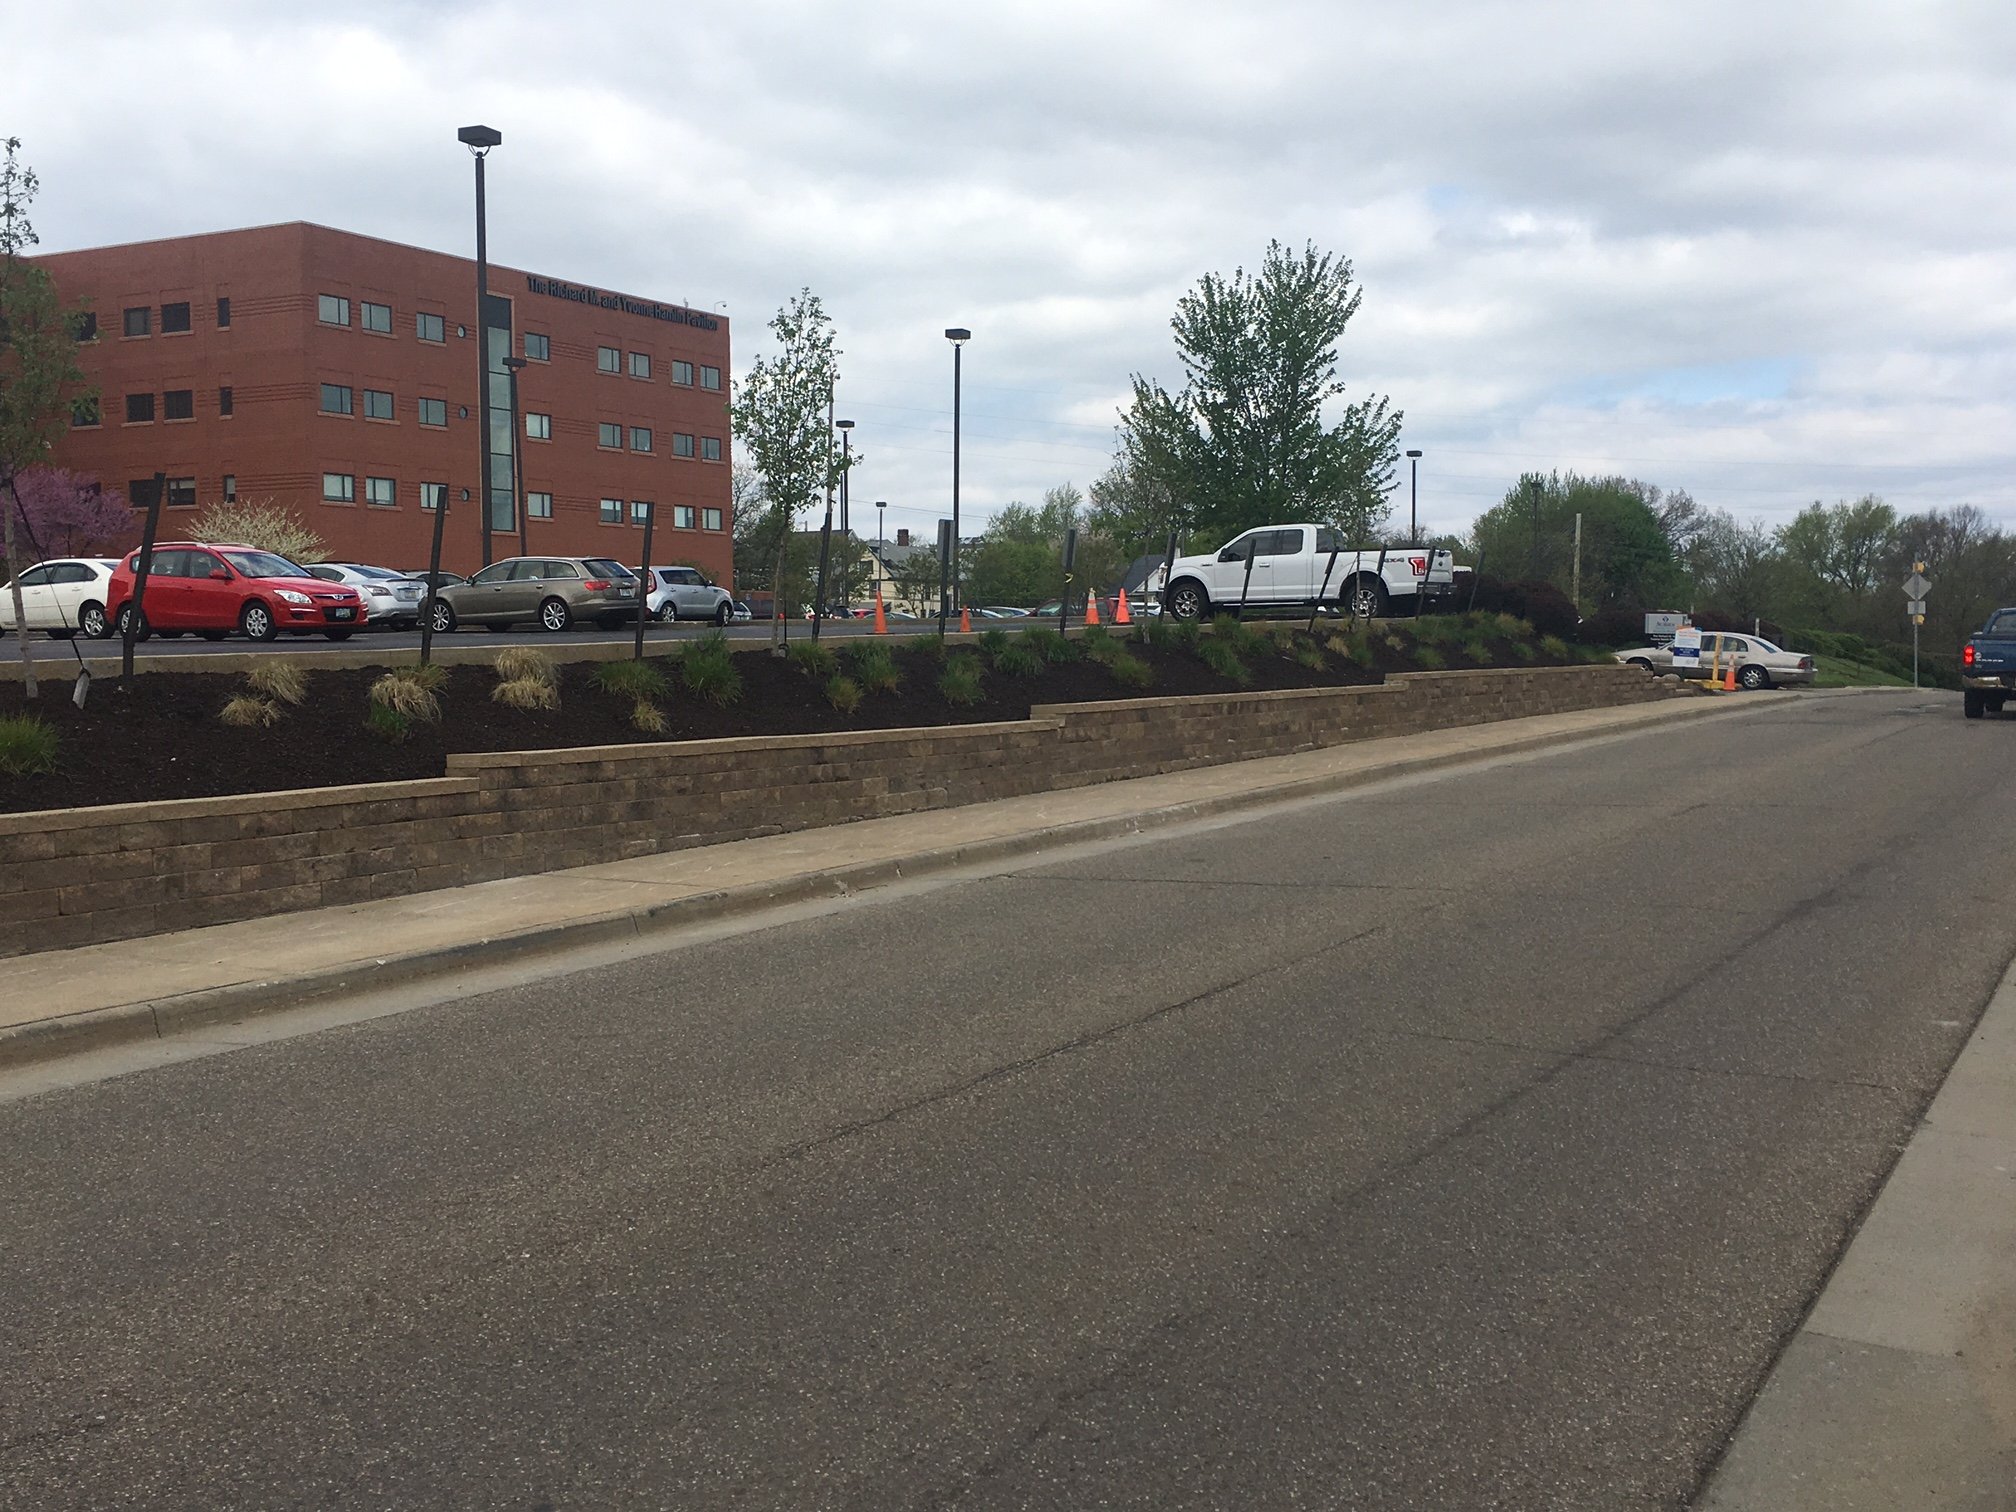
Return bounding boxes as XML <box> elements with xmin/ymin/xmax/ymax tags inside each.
<box><xmin>427</xmin><ymin>557</ymin><xmax>640</xmax><ymax>633</ymax></box>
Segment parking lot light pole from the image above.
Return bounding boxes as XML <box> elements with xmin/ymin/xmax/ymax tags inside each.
<box><xmin>836</xmin><ymin>419</ymin><xmax>855</xmax><ymax>605</ymax></box>
<box><xmin>504</xmin><ymin>356</ymin><xmax>528</xmax><ymax>558</ymax></box>
<box><xmin>1405</xmin><ymin>449</ymin><xmax>1423</xmax><ymax>544</ymax></box>
<box><xmin>944</xmin><ymin>328</ymin><xmax>969</xmax><ymax>607</ymax></box>
<box><xmin>457</xmin><ymin>124</ymin><xmax>502</xmax><ymax>568</ymax></box>
<box><xmin>418</xmin><ymin>479</ymin><xmax>450</xmax><ymax>668</ymax></box>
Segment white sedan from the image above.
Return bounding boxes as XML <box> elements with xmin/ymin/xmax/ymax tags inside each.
<box><xmin>1615</xmin><ymin>632</ymin><xmax>1815</xmax><ymax>688</ymax></box>
<box><xmin>300</xmin><ymin>563</ymin><xmax>431</xmax><ymax>628</ymax></box>
<box><xmin>0</xmin><ymin>558</ymin><xmax>120</xmax><ymax>638</ymax></box>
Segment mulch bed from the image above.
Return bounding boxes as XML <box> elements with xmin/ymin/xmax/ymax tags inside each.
<box><xmin>0</xmin><ymin>623</ymin><xmax>1574</xmax><ymax>814</ymax></box>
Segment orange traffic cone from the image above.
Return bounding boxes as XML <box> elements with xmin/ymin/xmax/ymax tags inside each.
<box><xmin>960</xmin><ymin>606</ymin><xmax>972</xmax><ymax>634</ymax></box>
<box><xmin>1113</xmin><ymin>589</ymin><xmax>1132</xmax><ymax>625</ymax></box>
<box><xmin>1084</xmin><ymin>591</ymin><xmax>1101</xmax><ymax>626</ymax></box>
<box><xmin>873</xmin><ymin>585</ymin><xmax>888</xmax><ymax>635</ymax></box>
<box><xmin>1724</xmin><ymin>659</ymin><xmax>1737</xmax><ymax>692</ymax></box>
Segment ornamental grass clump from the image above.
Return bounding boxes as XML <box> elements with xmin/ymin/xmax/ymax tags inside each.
<box><xmin>1540</xmin><ymin>634</ymin><xmax>1570</xmax><ymax>659</ymax></box>
<box><xmin>1211</xmin><ymin>613</ymin><xmax>1269</xmax><ymax>657</ymax></box>
<box><xmin>992</xmin><ymin>641</ymin><xmax>1045</xmax><ymax>678</ymax></box>
<box><xmin>1105</xmin><ymin>650</ymin><xmax>1155</xmax><ymax>689</ymax></box>
<box><xmin>846</xmin><ymin>640</ymin><xmax>901</xmax><ymax>695</ymax></box>
<box><xmin>493</xmin><ymin>676</ymin><xmax>560</xmax><ymax>711</ymax></box>
<box><xmin>1413</xmin><ymin>646</ymin><xmax>1447</xmax><ymax>671</ymax></box>
<box><xmin>220</xmin><ymin>694</ymin><xmax>282</xmax><ymax>728</ymax></box>
<box><xmin>1019</xmin><ymin>624</ymin><xmax>1077</xmax><ymax>663</ymax></box>
<box><xmin>787</xmin><ymin>640</ymin><xmax>838</xmax><ymax>679</ymax></box>
<box><xmin>370</xmin><ymin>670</ymin><xmax>442</xmax><ymax>723</ymax></box>
<box><xmin>977</xmin><ymin>627</ymin><xmax>1011</xmax><ymax>659</ymax></box>
<box><xmin>492</xmin><ymin>647</ymin><xmax>557</xmax><ymax>687</ymax></box>
<box><xmin>245</xmin><ymin>660</ymin><xmax>308</xmax><ymax>705</ymax></box>
<box><xmin>1196</xmin><ymin>635</ymin><xmax>1251</xmax><ymax>685</ymax></box>
<box><xmin>1412</xmin><ymin>615</ymin><xmax>1465</xmax><ymax>647</ymax></box>
<box><xmin>824</xmin><ymin>673</ymin><xmax>864</xmax><ymax>714</ymax></box>
<box><xmin>591</xmin><ymin>659</ymin><xmax>669</xmax><ymax>700</ymax></box>
<box><xmin>938</xmin><ymin>654</ymin><xmax>985</xmax><ymax>706</ymax></box>
<box><xmin>0</xmin><ymin>714</ymin><xmax>60</xmax><ymax>776</ymax></box>
<box><xmin>1292</xmin><ymin>638</ymin><xmax>1327</xmax><ymax>672</ymax></box>
<box><xmin>680</xmin><ymin>630</ymin><xmax>742</xmax><ymax>706</ymax></box>
<box><xmin>629</xmin><ymin>698</ymin><xmax>669</xmax><ymax>734</ymax></box>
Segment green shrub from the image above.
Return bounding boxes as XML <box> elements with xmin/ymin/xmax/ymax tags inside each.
<box><xmin>493</xmin><ymin>646</ymin><xmax>556</xmax><ymax>686</ymax></box>
<box><xmin>1459</xmin><ymin>633</ymin><xmax>1496</xmax><ymax>663</ymax></box>
<box><xmin>1539</xmin><ymin>634</ymin><xmax>1570</xmax><ymax>659</ymax></box>
<box><xmin>825</xmin><ymin>673</ymin><xmax>864</xmax><ymax>713</ymax></box>
<box><xmin>977</xmin><ymin>626</ymin><xmax>1011</xmax><ymax>658</ymax></box>
<box><xmin>1197</xmin><ymin>636</ymin><xmax>1251</xmax><ymax>684</ymax></box>
<box><xmin>1106</xmin><ymin>650</ymin><xmax>1155</xmax><ymax>689</ymax></box>
<box><xmin>591</xmin><ymin>659</ymin><xmax>670</xmax><ymax>699</ymax></box>
<box><xmin>1511</xmin><ymin>640</ymin><xmax>1538</xmax><ymax>661</ymax></box>
<box><xmin>1019</xmin><ymin>624</ymin><xmax>1076</xmax><ymax>663</ymax></box>
<box><xmin>993</xmin><ymin>642</ymin><xmax>1045</xmax><ymax>677</ymax></box>
<box><xmin>369</xmin><ymin>672</ymin><xmax>441</xmax><ymax>723</ymax></box>
<box><xmin>1210</xmin><ymin>613</ymin><xmax>1269</xmax><ymax>656</ymax></box>
<box><xmin>0</xmin><ymin>714</ymin><xmax>60</xmax><ymax>776</ymax></box>
<box><xmin>394</xmin><ymin>660</ymin><xmax>448</xmax><ymax>693</ymax></box>
<box><xmin>1492</xmin><ymin>612</ymin><xmax>1535</xmax><ymax>641</ymax></box>
<box><xmin>220</xmin><ymin>694</ymin><xmax>282</xmax><ymax>727</ymax></box>
<box><xmin>846</xmin><ymin>640</ymin><xmax>901</xmax><ymax>694</ymax></box>
<box><xmin>1413</xmin><ymin>646</ymin><xmax>1447</xmax><ymax>670</ymax></box>
<box><xmin>1412</xmin><ymin>615</ymin><xmax>1465</xmax><ymax>647</ymax></box>
<box><xmin>938</xmin><ymin>654</ymin><xmax>985</xmax><ymax>706</ymax></box>
<box><xmin>681</xmin><ymin>630</ymin><xmax>742</xmax><ymax>706</ymax></box>
<box><xmin>1079</xmin><ymin>624</ymin><xmax>1115</xmax><ymax>657</ymax></box>
<box><xmin>364</xmin><ymin>702</ymin><xmax>412</xmax><ymax>744</ymax></box>
<box><xmin>245</xmin><ymin>660</ymin><xmax>307</xmax><ymax>705</ymax></box>
<box><xmin>1292</xmin><ymin>639</ymin><xmax>1327</xmax><ymax>671</ymax></box>
<box><xmin>788</xmin><ymin>640</ymin><xmax>838</xmax><ymax>679</ymax></box>
<box><xmin>913</xmin><ymin>632</ymin><xmax>948</xmax><ymax>661</ymax></box>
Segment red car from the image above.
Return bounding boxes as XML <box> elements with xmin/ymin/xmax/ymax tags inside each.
<box><xmin>106</xmin><ymin>542</ymin><xmax>367</xmax><ymax>642</ymax></box>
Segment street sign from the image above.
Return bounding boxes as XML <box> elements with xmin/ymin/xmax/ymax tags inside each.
<box><xmin>1644</xmin><ymin>611</ymin><xmax>1686</xmax><ymax>641</ymax></box>
<box><xmin>1903</xmin><ymin>571</ymin><xmax>1932</xmax><ymax>601</ymax></box>
<box><xmin>1908</xmin><ymin>599</ymin><xmax>1927</xmax><ymax>616</ymax></box>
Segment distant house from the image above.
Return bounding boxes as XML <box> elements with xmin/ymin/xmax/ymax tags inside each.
<box><xmin>865</xmin><ymin>527</ymin><xmax>942</xmax><ymax>613</ymax></box>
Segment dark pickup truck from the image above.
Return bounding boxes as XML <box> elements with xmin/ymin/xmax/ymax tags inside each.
<box><xmin>1960</xmin><ymin>608</ymin><xmax>2016</xmax><ymax>717</ymax></box>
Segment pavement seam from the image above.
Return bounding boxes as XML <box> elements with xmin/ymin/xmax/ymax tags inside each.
<box><xmin>0</xmin><ymin>694</ymin><xmax>1787</xmax><ymax>1072</ymax></box>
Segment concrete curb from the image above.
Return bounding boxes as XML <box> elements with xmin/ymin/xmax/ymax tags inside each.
<box><xmin>0</xmin><ymin>692</ymin><xmax>1788</xmax><ymax>1070</ymax></box>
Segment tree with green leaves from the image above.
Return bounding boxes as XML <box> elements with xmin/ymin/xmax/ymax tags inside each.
<box><xmin>1</xmin><ymin>138</ymin><xmax>92</xmax><ymax>698</ymax></box>
<box><xmin>1469</xmin><ymin>471</ymin><xmax>1686</xmax><ymax>612</ymax></box>
<box><xmin>726</xmin><ymin>290</ymin><xmax>851</xmax><ymax>648</ymax></box>
<box><xmin>1121</xmin><ymin>240</ymin><xmax>1401</xmax><ymax>547</ymax></box>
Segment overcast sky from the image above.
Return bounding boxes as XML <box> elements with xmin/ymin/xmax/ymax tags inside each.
<box><xmin>13</xmin><ymin>0</ymin><xmax>2016</xmax><ymax>545</ymax></box>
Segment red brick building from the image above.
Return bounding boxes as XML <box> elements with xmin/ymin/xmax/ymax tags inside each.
<box><xmin>34</xmin><ymin>222</ymin><xmax>734</xmax><ymax>581</ymax></box>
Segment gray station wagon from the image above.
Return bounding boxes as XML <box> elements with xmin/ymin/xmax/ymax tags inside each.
<box><xmin>427</xmin><ymin>556</ymin><xmax>640</xmax><ymax>633</ymax></box>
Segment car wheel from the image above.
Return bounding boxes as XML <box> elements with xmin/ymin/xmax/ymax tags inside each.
<box><xmin>539</xmin><ymin>596</ymin><xmax>573</xmax><ymax>632</ymax></box>
<box><xmin>1964</xmin><ymin>690</ymin><xmax>1986</xmax><ymax>719</ymax></box>
<box><xmin>714</xmin><ymin>600</ymin><xmax>732</xmax><ymax>627</ymax></box>
<box><xmin>239</xmin><ymin>601</ymin><xmax>278</xmax><ymax>642</ymax></box>
<box><xmin>1346</xmin><ymin>575</ymin><xmax>1391</xmax><ymax>618</ymax></box>
<box><xmin>655</xmin><ymin>602</ymin><xmax>677</xmax><ymax>622</ymax></box>
<box><xmin>115</xmin><ymin>604</ymin><xmax>152</xmax><ymax>641</ymax></box>
<box><xmin>429</xmin><ymin>600</ymin><xmax>458</xmax><ymax>634</ymax></box>
<box><xmin>1737</xmin><ymin>664</ymin><xmax>1770</xmax><ymax>690</ymax></box>
<box><xmin>78</xmin><ymin>602</ymin><xmax>109</xmax><ymax>639</ymax></box>
<box><xmin>1164</xmin><ymin>579</ymin><xmax>1208</xmax><ymax>622</ymax></box>
<box><xmin>1627</xmin><ymin>657</ymin><xmax>1655</xmax><ymax>672</ymax></box>
<box><xmin>324</xmin><ymin>628</ymin><xmax>353</xmax><ymax>642</ymax></box>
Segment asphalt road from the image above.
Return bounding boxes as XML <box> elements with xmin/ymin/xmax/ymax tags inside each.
<box><xmin>3</xmin><ymin>691</ymin><xmax>2009</xmax><ymax>1509</ymax></box>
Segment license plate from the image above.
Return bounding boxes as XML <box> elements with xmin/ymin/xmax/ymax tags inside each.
<box><xmin>330</xmin><ymin>607</ymin><xmax>355</xmax><ymax>621</ymax></box>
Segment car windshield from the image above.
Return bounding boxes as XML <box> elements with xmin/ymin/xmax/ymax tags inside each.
<box><xmin>584</xmin><ymin>559</ymin><xmax>636</xmax><ymax>580</ymax></box>
<box><xmin>220</xmin><ymin>550</ymin><xmax>309</xmax><ymax>579</ymax></box>
<box><xmin>351</xmin><ymin>565</ymin><xmax>404</xmax><ymax>580</ymax></box>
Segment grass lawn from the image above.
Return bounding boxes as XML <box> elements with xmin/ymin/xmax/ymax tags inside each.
<box><xmin>1813</xmin><ymin>656</ymin><xmax>1912</xmax><ymax>688</ymax></box>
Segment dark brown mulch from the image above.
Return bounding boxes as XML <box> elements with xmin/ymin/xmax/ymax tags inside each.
<box><xmin>0</xmin><ymin>623</ymin><xmax>1574</xmax><ymax>814</ymax></box>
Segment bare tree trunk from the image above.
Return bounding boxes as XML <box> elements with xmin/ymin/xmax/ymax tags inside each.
<box><xmin>2</xmin><ymin>477</ymin><xmax>38</xmax><ymax>699</ymax></box>
<box><xmin>771</xmin><ymin>530</ymin><xmax>789</xmax><ymax>653</ymax></box>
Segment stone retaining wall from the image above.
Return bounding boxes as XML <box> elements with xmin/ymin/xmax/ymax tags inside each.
<box><xmin>0</xmin><ymin>665</ymin><xmax>1669</xmax><ymax>956</ymax></box>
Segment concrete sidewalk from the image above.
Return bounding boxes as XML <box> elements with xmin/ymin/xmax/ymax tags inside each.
<box><xmin>2</xmin><ymin>692</ymin><xmax>1787</xmax><ymax>1068</ymax></box>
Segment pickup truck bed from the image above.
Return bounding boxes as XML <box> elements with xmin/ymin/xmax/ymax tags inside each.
<box><xmin>1959</xmin><ymin>609</ymin><xmax>2016</xmax><ymax>717</ymax></box>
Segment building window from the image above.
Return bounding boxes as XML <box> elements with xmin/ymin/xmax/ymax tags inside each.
<box><xmin>318</xmin><ymin>294</ymin><xmax>350</xmax><ymax>326</ymax></box>
<box><xmin>628</xmin><ymin>351</ymin><xmax>651</xmax><ymax>379</ymax></box>
<box><xmin>319</xmin><ymin>383</ymin><xmax>354</xmax><ymax>416</ymax></box>
<box><xmin>525</xmin><ymin>411</ymin><xmax>551</xmax><ymax>440</ymax></box>
<box><xmin>629</xmin><ymin>426</ymin><xmax>652</xmax><ymax>453</ymax></box>
<box><xmin>416</xmin><ymin>311</ymin><xmax>445</xmax><ymax>343</ymax></box>
<box><xmin>322</xmin><ymin>472</ymin><xmax>355</xmax><ymax>502</ymax></box>
<box><xmin>527</xmin><ymin>491</ymin><xmax>553</xmax><ymax>519</ymax></box>
<box><xmin>72</xmin><ymin>310</ymin><xmax>98</xmax><ymax>342</ymax></box>
<box><xmin>360</xmin><ymin>301</ymin><xmax>392</xmax><ymax>334</ymax></box>
<box><xmin>630</xmin><ymin>500</ymin><xmax>652</xmax><ymax>525</ymax></box>
<box><xmin>122</xmin><ymin>306</ymin><xmax>151</xmax><ymax>337</ymax></box>
<box><xmin>364</xmin><ymin>476</ymin><xmax>396</xmax><ymax>507</ymax></box>
<box><xmin>598</xmin><ymin>421</ymin><xmax>622</xmax><ymax>448</ymax></box>
<box><xmin>218</xmin><ymin>385</ymin><xmax>234</xmax><ymax>417</ymax></box>
<box><xmin>164</xmin><ymin>389</ymin><xmax>195</xmax><ymax>421</ymax></box>
<box><xmin>71</xmin><ymin>396</ymin><xmax>101</xmax><ymax>428</ymax></box>
<box><xmin>160</xmin><ymin>302</ymin><xmax>192</xmax><ymax>334</ymax></box>
<box><xmin>524</xmin><ymin>331</ymin><xmax>549</xmax><ymax>361</ymax></box>
<box><xmin>363</xmin><ymin>388</ymin><xmax>394</xmax><ymax>420</ymax></box>
<box><xmin>125</xmin><ymin>392</ymin><xmax>155</xmax><ymax>423</ymax></box>
<box><xmin>699</xmin><ymin>365</ymin><xmax>721</xmax><ymax>390</ymax></box>
<box><xmin>702</xmin><ymin>508</ymin><xmax>723</xmax><ymax>531</ymax></box>
<box><xmin>216</xmin><ymin>297</ymin><xmax>231</xmax><ymax>329</ymax></box>
<box><xmin>418</xmin><ymin>396</ymin><xmax>447</xmax><ymax>427</ymax></box>
<box><xmin>597</xmin><ymin>345</ymin><xmax>620</xmax><ymax>373</ymax></box>
<box><xmin>700</xmin><ymin>436</ymin><xmax>722</xmax><ymax>461</ymax></box>
<box><xmin>599</xmin><ymin>498</ymin><xmax>623</xmax><ymax>524</ymax></box>
<box><xmin>672</xmin><ymin>504</ymin><xmax>696</xmax><ymax>529</ymax></box>
<box><xmin>672</xmin><ymin>432</ymin><xmax>695</xmax><ymax>458</ymax></box>
<box><xmin>166</xmin><ymin>477</ymin><xmax>197</xmax><ymax>508</ymax></box>
<box><xmin>671</xmin><ymin>359</ymin><xmax>693</xmax><ymax>386</ymax></box>
<box><xmin>223</xmin><ymin>474</ymin><xmax>237</xmax><ymax>501</ymax></box>
<box><xmin>420</xmin><ymin>481</ymin><xmax>445</xmax><ymax>512</ymax></box>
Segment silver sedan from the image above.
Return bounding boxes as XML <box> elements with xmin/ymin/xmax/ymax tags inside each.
<box><xmin>1616</xmin><ymin>632</ymin><xmax>1815</xmax><ymax>689</ymax></box>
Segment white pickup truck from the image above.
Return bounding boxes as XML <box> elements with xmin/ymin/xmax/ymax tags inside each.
<box><xmin>1156</xmin><ymin>525</ymin><xmax>1457</xmax><ymax>621</ymax></box>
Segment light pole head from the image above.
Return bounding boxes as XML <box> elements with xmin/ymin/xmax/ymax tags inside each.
<box><xmin>944</xmin><ymin>327</ymin><xmax>971</xmax><ymax>344</ymax></box>
<box><xmin>1405</xmin><ymin>449</ymin><xmax>1422</xmax><ymax>459</ymax></box>
<box><xmin>835</xmin><ymin>419</ymin><xmax>855</xmax><ymax>431</ymax></box>
<box><xmin>457</xmin><ymin>124</ymin><xmax>503</xmax><ymax>155</ymax></box>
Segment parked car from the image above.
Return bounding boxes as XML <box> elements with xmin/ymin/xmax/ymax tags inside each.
<box><xmin>1614</xmin><ymin>632</ymin><xmax>1814</xmax><ymax>689</ymax></box>
<box><xmin>1959</xmin><ymin>608</ymin><xmax>2016</xmax><ymax>717</ymax></box>
<box><xmin>645</xmin><ymin>565</ymin><xmax>733</xmax><ymax>625</ymax></box>
<box><xmin>300</xmin><ymin>562</ymin><xmax>429</xmax><ymax>629</ymax></box>
<box><xmin>427</xmin><ymin>556</ymin><xmax>640</xmax><ymax>633</ymax></box>
<box><xmin>731</xmin><ymin>600</ymin><xmax>753</xmax><ymax>622</ymax></box>
<box><xmin>106</xmin><ymin>543</ymin><xmax>366</xmax><ymax>641</ymax></box>
<box><xmin>1158</xmin><ymin>526</ymin><xmax>1456</xmax><ymax>621</ymax></box>
<box><xmin>0</xmin><ymin>558</ymin><xmax>120</xmax><ymax>639</ymax></box>
<box><xmin>979</xmin><ymin>605</ymin><xmax>1030</xmax><ymax>618</ymax></box>
<box><xmin>400</xmin><ymin>568</ymin><xmax>467</xmax><ymax>591</ymax></box>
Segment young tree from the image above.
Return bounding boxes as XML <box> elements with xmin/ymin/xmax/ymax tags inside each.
<box><xmin>187</xmin><ymin>497</ymin><xmax>326</xmax><ymax>563</ymax></box>
<box><xmin>0</xmin><ymin>138</ymin><xmax>92</xmax><ymax>697</ymax></box>
<box><xmin>727</xmin><ymin>289</ymin><xmax>850</xmax><ymax>649</ymax></box>
<box><xmin>1121</xmin><ymin>240</ymin><xmax>1401</xmax><ymax>545</ymax></box>
<box><xmin>6</xmin><ymin>467</ymin><xmax>133</xmax><ymax>556</ymax></box>
<box><xmin>1469</xmin><ymin>471</ymin><xmax>1686</xmax><ymax>611</ymax></box>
